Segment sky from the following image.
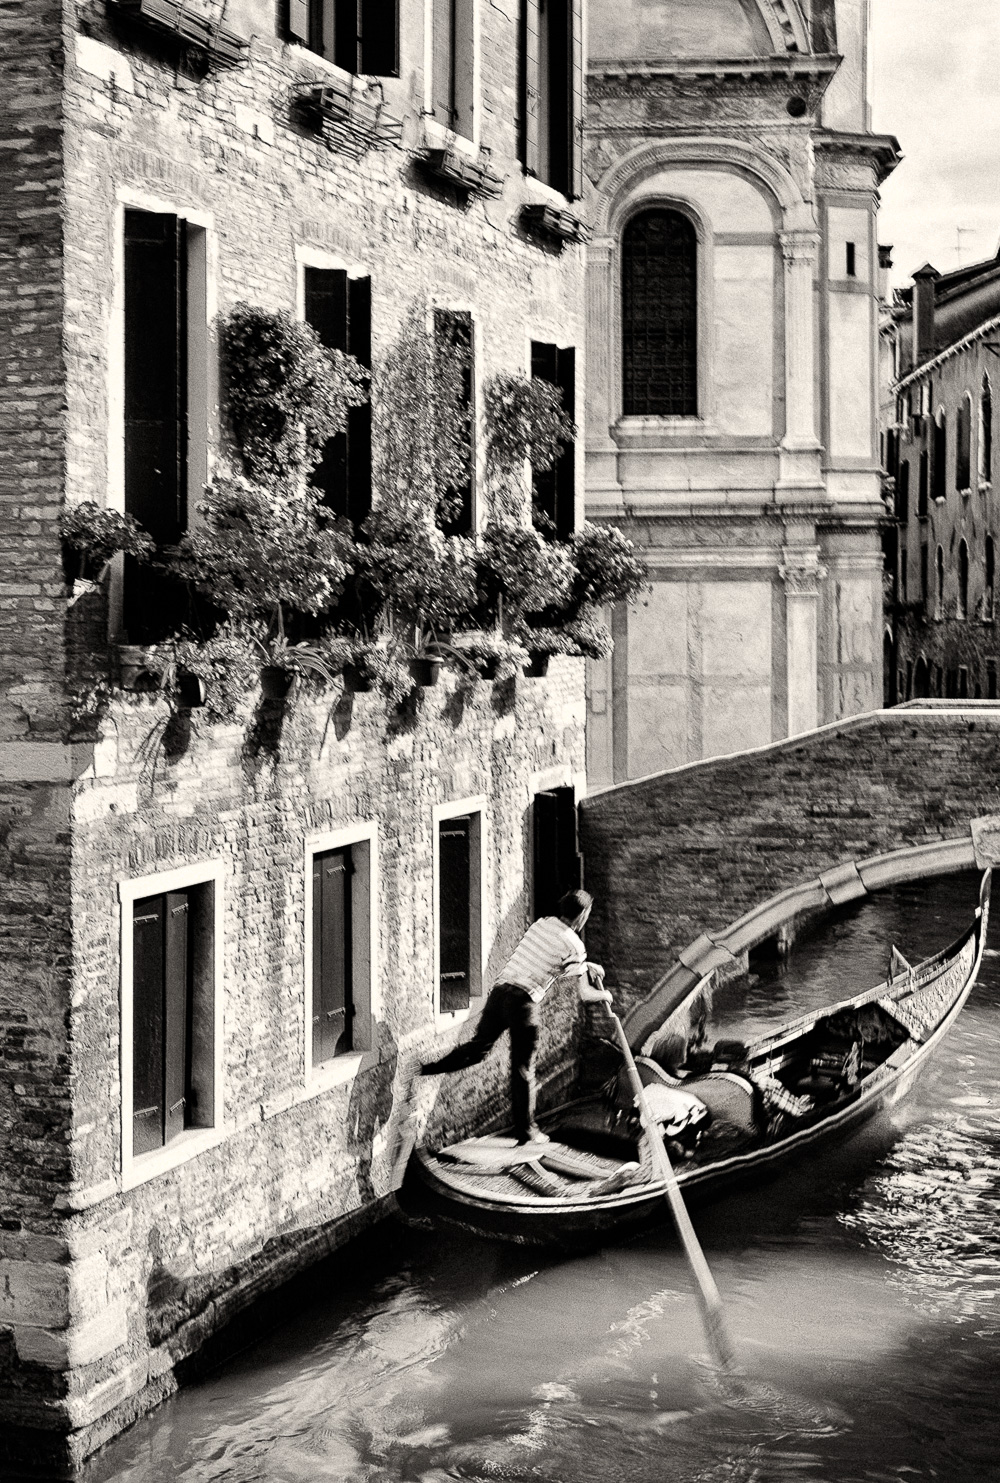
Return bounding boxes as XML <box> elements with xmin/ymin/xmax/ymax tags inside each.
<box><xmin>871</xmin><ymin>0</ymin><xmax>1000</xmax><ymax>285</ymax></box>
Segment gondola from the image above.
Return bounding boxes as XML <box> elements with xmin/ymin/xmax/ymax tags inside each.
<box><xmin>404</xmin><ymin>870</ymin><xmax>992</xmax><ymax>1247</ymax></box>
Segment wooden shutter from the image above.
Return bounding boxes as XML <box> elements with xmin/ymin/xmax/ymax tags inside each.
<box><xmin>133</xmin><ymin>897</ymin><xmax>166</xmax><ymax>1156</ymax></box>
<box><xmin>520</xmin><ymin>0</ymin><xmax>540</xmax><ymax>174</ymax></box>
<box><xmin>432</xmin><ymin>0</ymin><xmax>456</xmax><ymax>125</ymax></box>
<box><xmin>359</xmin><ymin>0</ymin><xmax>399</xmax><ymax>75</ymax></box>
<box><xmin>439</xmin><ymin>818</ymin><xmax>471</xmax><ymax>1013</ymax></box>
<box><xmin>569</xmin><ymin>0</ymin><xmax>584</xmax><ymax>198</ymax></box>
<box><xmin>304</xmin><ymin>268</ymin><xmax>350</xmax><ymax>516</ymax></box>
<box><xmin>313</xmin><ymin>849</ymin><xmax>353</xmax><ymax>1065</ymax></box>
<box><xmin>347</xmin><ymin>275</ymin><xmax>373</xmax><ymax>524</ymax></box>
<box><xmin>163</xmin><ymin>892</ymin><xmax>190</xmax><ymax>1144</ymax></box>
<box><xmin>334</xmin><ymin>0</ymin><xmax>359</xmax><ymax>70</ymax></box>
<box><xmin>285</xmin><ymin>0</ymin><xmax>310</xmax><ymax>42</ymax></box>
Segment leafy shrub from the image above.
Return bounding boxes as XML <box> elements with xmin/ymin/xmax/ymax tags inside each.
<box><xmin>568</xmin><ymin>523</ymin><xmax>648</xmax><ymax>611</ymax></box>
<box><xmin>485</xmin><ymin>374</ymin><xmax>575</xmax><ymax>487</ymax></box>
<box><xmin>60</xmin><ymin>502</ymin><xmax>155</xmax><ymax>573</ymax></box>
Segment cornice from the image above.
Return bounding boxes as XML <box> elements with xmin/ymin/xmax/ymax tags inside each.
<box><xmin>589</xmin><ymin>54</ymin><xmax>841</xmax><ymax>82</ymax></box>
<box><xmin>812</xmin><ymin>128</ymin><xmax>902</xmax><ymax>184</ymax></box>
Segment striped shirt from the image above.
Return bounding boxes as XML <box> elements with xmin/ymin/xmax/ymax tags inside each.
<box><xmin>498</xmin><ymin>917</ymin><xmax>588</xmax><ymax>1003</ymax></box>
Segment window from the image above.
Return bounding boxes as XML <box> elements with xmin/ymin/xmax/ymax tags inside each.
<box><xmin>303</xmin><ymin>267</ymin><xmax>372</xmax><ymax>523</ymax></box>
<box><xmin>434</xmin><ymin>801</ymin><xmax>484</xmax><ymax>1018</ymax></box>
<box><xmin>897</xmin><ymin>459</ymin><xmax>910</xmax><ymax>524</ymax></box>
<box><xmin>305</xmin><ymin>825</ymin><xmax>376</xmax><ymax>1083</ymax></box>
<box><xmin>622</xmin><ymin>209</ymin><xmax>698</xmax><ymax>417</ymax></box>
<box><xmin>433</xmin><ymin>309</ymin><xmax>474</xmax><ymax>535</ymax></box>
<box><xmin>958</xmin><ymin>665</ymin><xmax>969</xmax><ymax>700</ymax></box>
<box><xmin>123</xmin><ymin>208</ymin><xmax>205</xmax><ymax>640</ymax></box>
<box><xmin>933</xmin><ymin>664</ymin><xmax>943</xmax><ymax>697</ymax></box>
<box><xmin>932</xmin><ymin>412</ymin><xmax>947</xmax><ymax>501</ymax></box>
<box><xmin>120</xmin><ymin>864</ymin><xmax>223</xmax><ymax>1185</ymax></box>
<box><xmin>846</xmin><ymin>242</ymin><xmax>856</xmax><ymax>277</ymax></box>
<box><xmin>957</xmin><ymin>539</ymin><xmax>969</xmax><ymax>619</ymax></box>
<box><xmin>988</xmin><ymin>661</ymin><xmax>997</xmax><ymax>700</ymax></box>
<box><xmin>918</xmin><ymin>450</ymin><xmax>929</xmax><ymax>518</ymax></box>
<box><xmin>285</xmin><ymin>0</ymin><xmax>399</xmax><ymax>74</ymax></box>
<box><xmin>530</xmin><ymin>341</ymin><xmax>576</xmax><ymax>538</ymax></box>
<box><xmin>920</xmin><ymin>543</ymin><xmax>928</xmax><ymax>605</ymax></box>
<box><xmin>986</xmin><ymin>536</ymin><xmax>995</xmax><ymax>620</ymax></box>
<box><xmin>518</xmin><ymin>0</ymin><xmax>583</xmax><ymax>197</ymax></box>
<box><xmin>532</xmin><ymin>786</ymin><xmax>580</xmax><ymax>919</ymax></box>
<box><xmin>914</xmin><ymin>656</ymin><xmax>929</xmax><ymax>697</ymax></box>
<box><xmin>956</xmin><ymin>393</ymin><xmax>972</xmax><ymax>491</ymax></box>
<box><xmin>935</xmin><ymin>544</ymin><xmax>944</xmax><ymax>620</ymax></box>
<box><xmin>432</xmin><ymin>0</ymin><xmax>474</xmax><ymax>136</ymax></box>
<box><xmin>980</xmin><ymin>374</ymin><xmax>993</xmax><ymax>485</ymax></box>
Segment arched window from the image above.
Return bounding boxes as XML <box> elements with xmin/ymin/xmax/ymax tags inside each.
<box><xmin>957</xmin><ymin>539</ymin><xmax>969</xmax><ymax>619</ymax></box>
<box><xmin>935</xmin><ymin>544</ymin><xmax>944</xmax><ymax>619</ymax></box>
<box><xmin>932</xmin><ymin>412</ymin><xmax>947</xmax><ymax>500</ymax></box>
<box><xmin>956</xmin><ymin>394</ymin><xmax>972</xmax><ymax>491</ymax></box>
<box><xmin>980</xmin><ymin>374</ymin><xmax>994</xmax><ymax>485</ymax></box>
<box><xmin>914</xmin><ymin>655</ymin><xmax>929</xmax><ymax>698</ymax></box>
<box><xmin>986</xmin><ymin>535</ymin><xmax>995</xmax><ymax>620</ymax></box>
<box><xmin>621</xmin><ymin>209</ymin><xmax>698</xmax><ymax>417</ymax></box>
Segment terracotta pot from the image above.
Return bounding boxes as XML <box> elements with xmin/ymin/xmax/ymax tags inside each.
<box><xmin>176</xmin><ymin>672</ymin><xmax>207</xmax><ymax>709</ymax></box>
<box><xmin>409</xmin><ymin>655</ymin><xmax>443</xmax><ymax>687</ymax></box>
<box><xmin>260</xmin><ymin>665</ymin><xmax>295</xmax><ymax>700</ymax></box>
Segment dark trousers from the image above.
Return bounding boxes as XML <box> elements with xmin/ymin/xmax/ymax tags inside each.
<box><xmin>425</xmin><ymin>983</ymin><xmax>539</xmax><ymax>1139</ymax></box>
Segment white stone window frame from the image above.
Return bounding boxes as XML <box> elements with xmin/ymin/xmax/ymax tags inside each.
<box><xmin>294</xmin><ymin>242</ymin><xmax>371</xmax><ymax>315</ymax></box>
<box><xmin>523</xmin><ymin>328</ymin><xmax>582</xmax><ymax>534</ymax></box>
<box><xmin>302</xmin><ymin>821</ymin><xmax>380</xmax><ymax>1096</ymax></box>
<box><xmin>118</xmin><ymin>860</ymin><xmax>227</xmax><ymax>1192</ymax></box>
<box><xmin>422</xmin><ymin>0</ymin><xmax>481</xmax><ymax>148</ymax></box>
<box><xmin>106</xmin><ymin>190</ymin><xmax>218</xmax><ymax>637</ymax></box>
<box><xmin>611</xmin><ymin>193</ymin><xmax>715</xmax><ymax>435</ymax></box>
<box><xmin>432</xmin><ymin>795</ymin><xmax>487</xmax><ymax>1028</ymax></box>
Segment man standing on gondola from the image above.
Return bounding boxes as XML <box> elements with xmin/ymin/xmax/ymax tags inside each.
<box><xmin>419</xmin><ymin>889</ymin><xmax>612</xmax><ymax>1144</ymax></box>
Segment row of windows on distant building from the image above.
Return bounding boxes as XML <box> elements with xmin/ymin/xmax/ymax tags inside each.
<box><xmin>283</xmin><ymin>0</ymin><xmax>584</xmax><ymax>199</ymax></box>
<box><xmin>889</xmin><ymin>374</ymin><xmax>994</xmax><ymax>521</ymax></box>
<box><xmin>899</xmin><ymin>534</ymin><xmax>994</xmax><ymax>623</ymax></box>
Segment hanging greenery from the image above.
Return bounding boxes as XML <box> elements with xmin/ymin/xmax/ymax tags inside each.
<box><xmin>59</xmin><ymin>502</ymin><xmax>155</xmax><ymax>579</ymax></box>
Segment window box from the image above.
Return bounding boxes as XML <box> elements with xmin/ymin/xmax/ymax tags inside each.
<box><xmin>297</xmin><ymin>79</ymin><xmax>402</xmax><ymax>154</ymax></box>
<box><xmin>418</xmin><ymin>141</ymin><xmax>503</xmax><ymax>198</ymax></box>
<box><xmin>108</xmin><ymin>0</ymin><xmax>248</xmax><ymax>68</ymax></box>
<box><xmin>520</xmin><ymin>204</ymin><xmax>590</xmax><ymax>246</ymax></box>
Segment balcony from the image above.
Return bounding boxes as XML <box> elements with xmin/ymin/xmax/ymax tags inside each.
<box><xmin>108</xmin><ymin>0</ymin><xmax>248</xmax><ymax>69</ymax></box>
<box><xmin>417</xmin><ymin>139</ymin><xmax>503</xmax><ymax>197</ymax></box>
<box><xmin>519</xmin><ymin>204</ymin><xmax>591</xmax><ymax>247</ymax></box>
<box><xmin>296</xmin><ymin>78</ymin><xmax>402</xmax><ymax>157</ymax></box>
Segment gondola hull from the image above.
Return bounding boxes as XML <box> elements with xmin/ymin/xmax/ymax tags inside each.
<box><xmin>404</xmin><ymin>874</ymin><xmax>991</xmax><ymax>1248</ymax></box>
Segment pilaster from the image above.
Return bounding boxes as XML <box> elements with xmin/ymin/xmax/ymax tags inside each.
<box><xmin>780</xmin><ymin>543</ymin><xmax>826</xmax><ymax>736</ymax></box>
<box><xmin>778</xmin><ymin>229</ymin><xmax>825</xmax><ymax>500</ymax></box>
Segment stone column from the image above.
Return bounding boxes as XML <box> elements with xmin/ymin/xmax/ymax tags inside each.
<box><xmin>585</xmin><ymin>236</ymin><xmax>624</xmax><ymax>514</ymax></box>
<box><xmin>780</xmin><ymin>545</ymin><xmax>826</xmax><ymax>736</ymax></box>
<box><xmin>778</xmin><ymin>230</ymin><xmax>824</xmax><ymax>497</ymax></box>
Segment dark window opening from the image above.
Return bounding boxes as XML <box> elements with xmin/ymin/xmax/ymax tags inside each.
<box><xmin>433</xmin><ymin>309</ymin><xmax>474</xmax><ymax>536</ymax></box>
<box><xmin>286</xmin><ymin>0</ymin><xmax>399</xmax><ymax>75</ymax></box>
<box><xmin>312</xmin><ymin>846</ymin><xmax>354</xmax><ymax>1064</ymax></box>
<box><xmin>845</xmin><ymin>241</ymin><xmax>856</xmax><ymax>277</ymax></box>
<box><xmin>914</xmin><ymin>656</ymin><xmax>929</xmax><ymax>698</ymax></box>
<box><xmin>532</xmin><ymin>786</ymin><xmax>581</xmax><ymax>921</ymax></box>
<box><xmin>988</xmin><ymin>661</ymin><xmax>997</xmax><ymax>700</ymax></box>
<box><xmin>918</xmin><ymin>449</ymin><xmax>929</xmax><ymax>518</ymax></box>
<box><xmin>899</xmin><ymin>546</ymin><xmax>908</xmax><ymax>603</ymax></box>
<box><xmin>957</xmin><ymin>396</ymin><xmax>972</xmax><ymax>490</ymax></box>
<box><xmin>622</xmin><ymin>209</ymin><xmax>698</xmax><ymax>417</ymax></box>
<box><xmin>123</xmin><ymin>209</ymin><xmax>188</xmax><ymax>641</ymax></box>
<box><xmin>531</xmin><ymin>342</ymin><xmax>576</xmax><ymax>539</ymax></box>
<box><xmin>905</xmin><ymin>659</ymin><xmax>913</xmax><ymax>700</ymax></box>
<box><xmin>932</xmin><ymin>414</ymin><xmax>947</xmax><ymax>501</ymax></box>
<box><xmin>432</xmin><ymin>0</ymin><xmax>474</xmax><ymax>135</ymax></box>
<box><xmin>980</xmin><ymin>375</ymin><xmax>993</xmax><ymax>484</ymax></box>
<box><xmin>920</xmin><ymin>543</ymin><xmax>929</xmax><ymax>606</ymax></box>
<box><xmin>304</xmin><ymin>268</ymin><xmax>372</xmax><ymax>524</ymax></box>
<box><xmin>958</xmin><ymin>665</ymin><xmax>969</xmax><ymax>700</ymax></box>
<box><xmin>132</xmin><ymin>884</ymin><xmax>213</xmax><ymax>1157</ymax></box>
<box><xmin>518</xmin><ymin>0</ymin><xmax>583</xmax><ymax>197</ymax></box>
<box><xmin>986</xmin><ymin>536</ymin><xmax>995</xmax><ymax>620</ymax></box>
<box><xmin>897</xmin><ymin>459</ymin><xmax>910</xmax><ymax>524</ymax></box>
<box><xmin>439</xmin><ymin>816</ymin><xmax>472</xmax><ymax>1014</ymax></box>
<box><xmin>958</xmin><ymin>539</ymin><xmax>969</xmax><ymax>619</ymax></box>
<box><xmin>935</xmin><ymin>545</ymin><xmax>944</xmax><ymax>619</ymax></box>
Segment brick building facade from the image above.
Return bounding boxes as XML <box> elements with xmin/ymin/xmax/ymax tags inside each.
<box><xmin>582</xmin><ymin>0</ymin><xmax>900</xmax><ymax>785</ymax></box>
<box><xmin>0</xmin><ymin>0</ymin><xmax>590</xmax><ymax>1469</ymax></box>
<box><xmin>881</xmin><ymin>251</ymin><xmax>1000</xmax><ymax>703</ymax></box>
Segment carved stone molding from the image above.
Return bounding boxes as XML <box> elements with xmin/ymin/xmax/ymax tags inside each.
<box><xmin>779</xmin><ymin>229</ymin><xmax>821</xmax><ymax>264</ymax></box>
<box><xmin>780</xmin><ymin>548</ymin><xmax>827</xmax><ymax>595</ymax></box>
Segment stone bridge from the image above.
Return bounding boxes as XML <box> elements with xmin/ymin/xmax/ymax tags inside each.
<box><xmin>579</xmin><ymin>702</ymin><xmax>1000</xmax><ymax>1044</ymax></box>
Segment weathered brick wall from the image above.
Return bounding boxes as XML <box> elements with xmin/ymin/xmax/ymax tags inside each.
<box><xmin>580</xmin><ymin>709</ymin><xmax>1000</xmax><ymax>1006</ymax></box>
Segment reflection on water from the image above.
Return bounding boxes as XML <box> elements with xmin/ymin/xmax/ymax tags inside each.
<box><xmin>87</xmin><ymin>873</ymin><xmax>1000</xmax><ymax>1483</ymax></box>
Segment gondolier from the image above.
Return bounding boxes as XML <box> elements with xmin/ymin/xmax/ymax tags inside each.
<box><xmin>420</xmin><ymin>888</ymin><xmax>612</xmax><ymax>1143</ymax></box>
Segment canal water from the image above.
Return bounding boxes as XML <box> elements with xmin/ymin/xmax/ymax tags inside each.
<box><xmin>87</xmin><ymin>872</ymin><xmax>1000</xmax><ymax>1483</ymax></box>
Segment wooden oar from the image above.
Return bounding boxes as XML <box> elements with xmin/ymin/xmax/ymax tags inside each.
<box><xmin>605</xmin><ymin>1001</ymin><xmax>735</xmax><ymax>1371</ymax></box>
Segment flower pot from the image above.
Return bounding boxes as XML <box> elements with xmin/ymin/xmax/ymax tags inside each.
<box><xmin>343</xmin><ymin>663</ymin><xmax>374</xmax><ymax>693</ymax></box>
<box><xmin>116</xmin><ymin>643</ymin><xmax>156</xmax><ymax>692</ymax></box>
<box><xmin>260</xmin><ymin>665</ymin><xmax>295</xmax><ymax>700</ymax></box>
<box><xmin>176</xmin><ymin>671</ymin><xmax>207</xmax><ymax>709</ymax></box>
<box><xmin>409</xmin><ymin>655</ymin><xmax>443</xmax><ymax>687</ymax></box>
<box><xmin>523</xmin><ymin>652</ymin><xmax>550</xmax><ymax>678</ymax></box>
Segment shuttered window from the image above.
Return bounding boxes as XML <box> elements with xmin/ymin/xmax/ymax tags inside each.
<box><xmin>432</xmin><ymin>0</ymin><xmax>474</xmax><ymax>136</ymax></box>
<box><xmin>132</xmin><ymin>891</ymin><xmax>192</xmax><ymax>1156</ymax></box>
<box><xmin>439</xmin><ymin>816</ymin><xmax>472</xmax><ymax>1014</ymax></box>
<box><xmin>956</xmin><ymin>395</ymin><xmax>972</xmax><ymax>492</ymax></box>
<box><xmin>304</xmin><ymin>268</ymin><xmax>372</xmax><ymax>524</ymax></box>
<box><xmin>124</xmin><ymin>210</ymin><xmax>188</xmax><ymax>640</ymax></box>
<box><xmin>312</xmin><ymin>847</ymin><xmax>354</xmax><ymax>1065</ymax></box>
<box><xmin>434</xmin><ymin>309</ymin><xmax>474</xmax><ymax>535</ymax></box>
<box><xmin>530</xmin><ymin>342</ymin><xmax>575</xmax><ymax>538</ymax></box>
<box><xmin>622</xmin><ymin>209</ymin><xmax>698</xmax><ymax>417</ymax></box>
<box><xmin>286</xmin><ymin>0</ymin><xmax>399</xmax><ymax>75</ymax></box>
<box><xmin>518</xmin><ymin>0</ymin><xmax>582</xmax><ymax>197</ymax></box>
<box><xmin>932</xmin><ymin>415</ymin><xmax>947</xmax><ymax>501</ymax></box>
<box><xmin>532</xmin><ymin>787</ymin><xmax>580</xmax><ymax>920</ymax></box>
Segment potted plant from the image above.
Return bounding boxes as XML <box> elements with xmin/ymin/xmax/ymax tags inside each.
<box><xmin>141</xmin><ymin>625</ymin><xmax>260</xmax><ymax>721</ymax></box>
<box><xmin>59</xmin><ymin>501</ymin><xmax>155</xmax><ymax>595</ymax></box>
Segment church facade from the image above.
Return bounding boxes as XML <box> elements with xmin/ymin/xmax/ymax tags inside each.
<box><xmin>583</xmin><ymin>0</ymin><xmax>900</xmax><ymax>784</ymax></box>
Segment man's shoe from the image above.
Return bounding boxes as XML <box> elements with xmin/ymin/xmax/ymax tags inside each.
<box><xmin>516</xmin><ymin>1126</ymin><xmax>551</xmax><ymax>1145</ymax></box>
